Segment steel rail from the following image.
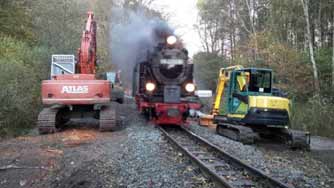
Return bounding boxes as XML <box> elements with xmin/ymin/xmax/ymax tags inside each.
<box><xmin>159</xmin><ymin>126</ymin><xmax>292</xmax><ymax>188</ymax></box>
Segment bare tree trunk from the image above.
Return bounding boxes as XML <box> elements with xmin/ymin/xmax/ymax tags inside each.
<box><xmin>332</xmin><ymin>13</ymin><xmax>334</xmax><ymax>88</ymax></box>
<box><xmin>301</xmin><ymin>0</ymin><xmax>321</xmax><ymax>95</ymax></box>
<box><xmin>317</xmin><ymin>1</ymin><xmax>322</xmax><ymax>47</ymax></box>
<box><xmin>230</xmin><ymin>0</ymin><xmax>236</xmax><ymax>64</ymax></box>
<box><xmin>246</xmin><ymin>0</ymin><xmax>258</xmax><ymax>62</ymax></box>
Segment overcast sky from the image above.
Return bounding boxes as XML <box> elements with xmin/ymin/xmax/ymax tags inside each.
<box><xmin>150</xmin><ymin>0</ymin><xmax>202</xmax><ymax>57</ymax></box>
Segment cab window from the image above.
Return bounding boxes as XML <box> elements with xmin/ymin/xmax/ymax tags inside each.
<box><xmin>248</xmin><ymin>70</ymin><xmax>271</xmax><ymax>93</ymax></box>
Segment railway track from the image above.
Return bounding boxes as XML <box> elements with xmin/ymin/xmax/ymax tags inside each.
<box><xmin>159</xmin><ymin>126</ymin><xmax>293</xmax><ymax>188</ymax></box>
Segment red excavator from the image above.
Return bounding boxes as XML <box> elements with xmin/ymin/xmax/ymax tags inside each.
<box><xmin>37</xmin><ymin>11</ymin><xmax>120</xmax><ymax>134</ymax></box>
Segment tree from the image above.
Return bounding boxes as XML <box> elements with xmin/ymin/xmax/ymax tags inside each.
<box><xmin>332</xmin><ymin>13</ymin><xmax>334</xmax><ymax>87</ymax></box>
<box><xmin>301</xmin><ymin>0</ymin><xmax>321</xmax><ymax>95</ymax></box>
<box><xmin>193</xmin><ymin>52</ymin><xmax>227</xmax><ymax>90</ymax></box>
<box><xmin>196</xmin><ymin>0</ymin><xmax>227</xmax><ymax>54</ymax></box>
<box><xmin>194</xmin><ymin>0</ymin><xmax>333</xmax><ymax>97</ymax></box>
<box><xmin>31</xmin><ymin>0</ymin><xmax>89</xmax><ymax>53</ymax></box>
<box><xmin>0</xmin><ymin>1</ymin><xmax>34</xmax><ymax>42</ymax></box>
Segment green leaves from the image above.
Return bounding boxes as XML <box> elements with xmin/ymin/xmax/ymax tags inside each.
<box><xmin>0</xmin><ymin>36</ymin><xmax>48</xmax><ymax>137</ymax></box>
<box><xmin>0</xmin><ymin>1</ymin><xmax>35</xmax><ymax>42</ymax></box>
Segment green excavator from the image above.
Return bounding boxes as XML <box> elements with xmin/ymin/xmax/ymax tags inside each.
<box><xmin>199</xmin><ymin>65</ymin><xmax>310</xmax><ymax>149</ymax></box>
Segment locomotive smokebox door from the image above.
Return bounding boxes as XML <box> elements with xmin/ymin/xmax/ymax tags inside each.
<box><xmin>164</xmin><ymin>85</ymin><xmax>181</xmax><ymax>103</ymax></box>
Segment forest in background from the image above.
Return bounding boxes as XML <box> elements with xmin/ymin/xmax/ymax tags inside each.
<box><xmin>193</xmin><ymin>0</ymin><xmax>334</xmax><ymax>137</ymax></box>
<box><xmin>0</xmin><ymin>0</ymin><xmax>333</xmax><ymax>138</ymax></box>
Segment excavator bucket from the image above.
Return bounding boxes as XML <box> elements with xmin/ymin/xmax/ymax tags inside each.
<box><xmin>198</xmin><ymin>114</ymin><xmax>216</xmax><ymax>128</ymax></box>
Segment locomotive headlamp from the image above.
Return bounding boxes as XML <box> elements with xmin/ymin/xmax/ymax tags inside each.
<box><xmin>167</xmin><ymin>35</ymin><xmax>177</xmax><ymax>45</ymax></box>
<box><xmin>185</xmin><ymin>83</ymin><xmax>195</xmax><ymax>93</ymax></box>
<box><xmin>145</xmin><ymin>82</ymin><xmax>156</xmax><ymax>92</ymax></box>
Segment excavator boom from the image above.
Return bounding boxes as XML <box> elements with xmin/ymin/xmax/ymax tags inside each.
<box><xmin>77</xmin><ymin>11</ymin><xmax>97</xmax><ymax>74</ymax></box>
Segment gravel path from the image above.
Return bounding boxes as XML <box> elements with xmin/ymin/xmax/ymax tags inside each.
<box><xmin>187</xmin><ymin>124</ymin><xmax>334</xmax><ymax>188</ymax></box>
<box><xmin>0</xmin><ymin>103</ymin><xmax>214</xmax><ymax>188</ymax></box>
<box><xmin>1</xmin><ymin>101</ymin><xmax>333</xmax><ymax>188</ymax></box>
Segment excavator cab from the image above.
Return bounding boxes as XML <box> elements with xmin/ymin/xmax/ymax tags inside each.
<box><xmin>221</xmin><ymin>68</ymin><xmax>290</xmax><ymax>126</ymax></box>
<box><xmin>50</xmin><ymin>55</ymin><xmax>75</xmax><ymax>78</ymax></box>
<box><xmin>228</xmin><ymin>71</ymin><xmax>250</xmax><ymax>115</ymax></box>
<box><xmin>227</xmin><ymin>69</ymin><xmax>272</xmax><ymax>115</ymax></box>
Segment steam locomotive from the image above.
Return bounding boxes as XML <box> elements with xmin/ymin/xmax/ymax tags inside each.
<box><xmin>133</xmin><ymin>33</ymin><xmax>201</xmax><ymax>125</ymax></box>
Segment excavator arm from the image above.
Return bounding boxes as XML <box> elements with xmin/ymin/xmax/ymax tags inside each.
<box><xmin>212</xmin><ymin>70</ymin><xmax>227</xmax><ymax>115</ymax></box>
<box><xmin>212</xmin><ymin>65</ymin><xmax>243</xmax><ymax>115</ymax></box>
<box><xmin>77</xmin><ymin>11</ymin><xmax>97</xmax><ymax>74</ymax></box>
<box><xmin>199</xmin><ymin>65</ymin><xmax>243</xmax><ymax>127</ymax></box>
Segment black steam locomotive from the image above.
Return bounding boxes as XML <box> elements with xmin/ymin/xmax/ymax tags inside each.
<box><xmin>133</xmin><ymin>34</ymin><xmax>200</xmax><ymax>125</ymax></box>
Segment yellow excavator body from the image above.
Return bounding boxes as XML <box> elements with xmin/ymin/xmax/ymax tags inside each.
<box><xmin>199</xmin><ymin>65</ymin><xmax>310</xmax><ymax>149</ymax></box>
<box><xmin>226</xmin><ymin>96</ymin><xmax>290</xmax><ymax>120</ymax></box>
<box><xmin>199</xmin><ymin>65</ymin><xmax>290</xmax><ymax>127</ymax></box>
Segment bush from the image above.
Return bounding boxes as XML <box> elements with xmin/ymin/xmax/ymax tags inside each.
<box><xmin>290</xmin><ymin>97</ymin><xmax>334</xmax><ymax>138</ymax></box>
<box><xmin>0</xmin><ymin>36</ymin><xmax>49</xmax><ymax>137</ymax></box>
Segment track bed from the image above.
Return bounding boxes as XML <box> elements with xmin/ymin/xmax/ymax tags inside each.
<box><xmin>160</xmin><ymin>126</ymin><xmax>292</xmax><ymax>188</ymax></box>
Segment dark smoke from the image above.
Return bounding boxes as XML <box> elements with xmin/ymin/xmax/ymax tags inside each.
<box><xmin>110</xmin><ymin>7</ymin><xmax>174</xmax><ymax>90</ymax></box>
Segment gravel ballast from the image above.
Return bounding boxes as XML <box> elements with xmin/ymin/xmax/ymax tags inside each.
<box><xmin>187</xmin><ymin>124</ymin><xmax>334</xmax><ymax>188</ymax></box>
<box><xmin>0</xmin><ymin>103</ymin><xmax>215</xmax><ymax>188</ymax></box>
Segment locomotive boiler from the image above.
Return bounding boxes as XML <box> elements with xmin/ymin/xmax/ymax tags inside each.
<box><xmin>133</xmin><ymin>34</ymin><xmax>200</xmax><ymax>125</ymax></box>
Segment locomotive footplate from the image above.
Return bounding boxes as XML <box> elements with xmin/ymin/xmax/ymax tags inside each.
<box><xmin>154</xmin><ymin>103</ymin><xmax>189</xmax><ymax>125</ymax></box>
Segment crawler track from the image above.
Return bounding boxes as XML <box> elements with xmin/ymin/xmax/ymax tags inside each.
<box><xmin>99</xmin><ymin>104</ymin><xmax>118</xmax><ymax>132</ymax></box>
<box><xmin>38</xmin><ymin>107</ymin><xmax>59</xmax><ymax>134</ymax></box>
<box><xmin>159</xmin><ymin>126</ymin><xmax>292</xmax><ymax>188</ymax></box>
